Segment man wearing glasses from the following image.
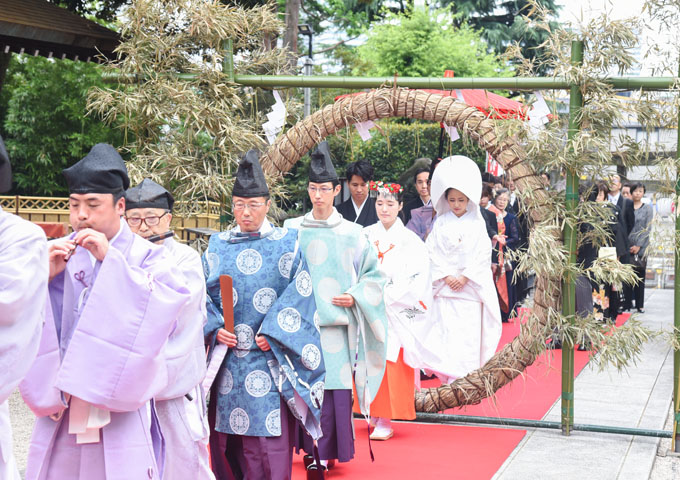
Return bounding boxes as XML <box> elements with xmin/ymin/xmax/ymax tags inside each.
<box><xmin>285</xmin><ymin>142</ymin><xmax>387</xmax><ymax>475</ymax></box>
<box><xmin>202</xmin><ymin>150</ymin><xmax>323</xmax><ymax>479</ymax></box>
<box><xmin>20</xmin><ymin>144</ymin><xmax>191</xmax><ymax>479</ymax></box>
<box><xmin>125</xmin><ymin>179</ymin><xmax>213</xmax><ymax>480</ymax></box>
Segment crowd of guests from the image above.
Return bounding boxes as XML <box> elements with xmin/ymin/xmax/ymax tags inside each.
<box><xmin>0</xmin><ymin>132</ymin><xmax>654</xmax><ymax>480</ymax></box>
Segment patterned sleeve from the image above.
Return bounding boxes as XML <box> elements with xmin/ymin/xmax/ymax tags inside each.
<box><xmin>345</xmin><ymin>238</ymin><xmax>388</xmax><ymax>414</ymax></box>
<box><xmin>202</xmin><ymin>237</ymin><xmax>223</xmax><ymax>344</ymax></box>
<box><xmin>258</xmin><ymin>248</ymin><xmax>324</xmax><ymax>440</ymax></box>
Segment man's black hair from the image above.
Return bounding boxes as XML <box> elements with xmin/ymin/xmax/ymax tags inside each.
<box><xmin>113</xmin><ymin>190</ymin><xmax>125</xmax><ymax>204</ymax></box>
<box><xmin>413</xmin><ymin>168</ymin><xmax>429</xmax><ymax>184</ymax></box>
<box><xmin>345</xmin><ymin>160</ymin><xmax>374</xmax><ymax>182</ymax></box>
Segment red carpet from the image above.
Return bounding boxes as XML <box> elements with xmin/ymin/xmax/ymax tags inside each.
<box><xmin>292</xmin><ymin>310</ymin><xmax>631</xmax><ymax>479</ymax></box>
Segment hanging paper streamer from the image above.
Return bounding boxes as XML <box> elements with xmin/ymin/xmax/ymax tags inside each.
<box><xmin>528</xmin><ymin>90</ymin><xmax>551</xmax><ymax>136</ymax></box>
<box><xmin>263</xmin><ymin>90</ymin><xmax>287</xmax><ymax>144</ymax></box>
<box><xmin>354</xmin><ymin>120</ymin><xmax>376</xmax><ymax>141</ymax></box>
<box><xmin>443</xmin><ymin>123</ymin><xmax>460</xmax><ymax>142</ymax></box>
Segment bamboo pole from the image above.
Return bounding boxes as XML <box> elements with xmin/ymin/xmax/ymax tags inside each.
<box><xmin>409</xmin><ymin>413</ymin><xmax>673</xmax><ymax>438</ymax></box>
<box><xmin>561</xmin><ymin>40</ymin><xmax>584</xmax><ymax>436</ymax></box>
<box><xmin>219</xmin><ymin>39</ymin><xmax>234</xmax><ymax>230</ymax></box>
<box><xmin>102</xmin><ymin>72</ymin><xmax>678</xmax><ymax>91</ymax></box>
<box><xmin>673</xmin><ymin>59</ymin><xmax>680</xmax><ymax>452</ymax></box>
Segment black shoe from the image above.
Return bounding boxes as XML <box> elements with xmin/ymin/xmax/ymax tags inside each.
<box><xmin>306</xmin><ymin>463</ymin><xmax>326</xmax><ymax>480</ymax></box>
<box><xmin>577</xmin><ymin>343</ymin><xmax>590</xmax><ymax>351</ymax></box>
<box><xmin>637</xmin><ymin>308</ymin><xmax>645</xmax><ymax>314</ymax></box>
<box><xmin>303</xmin><ymin>455</ymin><xmax>314</xmax><ymax>469</ymax></box>
<box><xmin>546</xmin><ymin>338</ymin><xmax>562</xmax><ymax>350</ymax></box>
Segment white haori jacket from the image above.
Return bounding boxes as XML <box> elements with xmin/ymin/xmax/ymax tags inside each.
<box><xmin>363</xmin><ymin>218</ymin><xmax>442</xmax><ymax>370</ymax></box>
<box><xmin>0</xmin><ymin>208</ymin><xmax>48</xmax><ymax>480</ymax></box>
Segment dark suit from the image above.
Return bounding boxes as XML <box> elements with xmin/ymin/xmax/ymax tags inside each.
<box><xmin>508</xmin><ymin>193</ymin><xmax>520</xmax><ymax>215</ymax></box>
<box><xmin>614</xmin><ymin>194</ymin><xmax>634</xmax><ymax>309</ymax></box>
<box><xmin>336</xmin><ymin>197</ymin><xmax>379</xmax><ymax>227</ymax></box>
<box><xmin>615</xmin><ymin>195</ymin><xmax>635</xmax><ymax>236</ymax></box>
<box><xmin>480</xmin><ymin>207</ymin><xmax>499</xmax><ymax>264</ymax></box>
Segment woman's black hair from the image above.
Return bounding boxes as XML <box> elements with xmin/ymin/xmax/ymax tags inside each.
<box><xmin>588</xmin><ymin>180</ymin><xmax>610</xmax><ymax>201</ymax></box>
<box><xmin>481</xmin><ymin>184</ymin><xmax>494</xmax><ymax>200</ymax></box>
<box><xmin>630</xmin><ymin>182</ymin><xmax>646</xmax><ymax>194</ymax></box>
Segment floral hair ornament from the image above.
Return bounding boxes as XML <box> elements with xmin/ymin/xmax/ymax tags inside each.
<box><xmin>369</xmin><ymin>180</ymin><xmax>404</xmax><ymax>199</ymax></box>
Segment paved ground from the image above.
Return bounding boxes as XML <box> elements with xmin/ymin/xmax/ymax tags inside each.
<box><xmin>8</xmin><ymin>289</ymin><xmax>680</xmax><ymax>479</ymax></box>
<box><xmin>495</xmin><ymin>288</ymin><xmax>680</xmax><ymax>480</ymax></box>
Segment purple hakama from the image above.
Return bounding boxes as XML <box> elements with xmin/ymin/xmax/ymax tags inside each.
<box><xmin>209</xmin><ymin>396</ymin><xmax>296</xmax><ymax>480</ymax></box>
<box><xmin>295</xmin><ymin>389</ymin><xmax>355</xmax><ymax>463</ymax></box>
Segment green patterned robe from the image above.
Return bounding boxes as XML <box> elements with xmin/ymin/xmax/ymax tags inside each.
<box><xmin>284</xmin><ymin>209</ymin><xmax>387</xmax><ymax>414</ymax></box>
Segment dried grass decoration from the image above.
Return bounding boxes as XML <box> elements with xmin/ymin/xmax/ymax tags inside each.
<box><xmin>261</xmin><ymin>87</ymin><xmax>561</xmax><ymax>411</ymax></box>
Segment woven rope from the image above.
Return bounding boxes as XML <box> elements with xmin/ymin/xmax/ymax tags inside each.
<box><xmin>261</xmin><ymin>88</ymin><xmax>562</xmax><ymax>411</ymax></box>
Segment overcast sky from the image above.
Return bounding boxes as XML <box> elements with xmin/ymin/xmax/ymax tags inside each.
<box><xmin>556</xmin><ymin>0</ymin><xmax>644</xmax><ymax>22</ymax></box>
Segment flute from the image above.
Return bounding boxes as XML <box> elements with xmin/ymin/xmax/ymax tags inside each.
<box><xmin>146</xmin><ymin>231</ymin><xmax>174</xmax><ymax>243</ymax></box>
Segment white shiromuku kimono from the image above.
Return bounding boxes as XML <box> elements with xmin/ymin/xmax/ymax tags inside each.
<box><xmin>0</xmin><ymin>208</ymin><xmax>48</xmax><ymax>480</ymax></box>
<box><xmin>363</xmin><ymin>218</ymin><xmax>440</xmax><ymax>370</ymax></box>
<box><xmin>155</xmin><ymin>238</ymin><xmax>213</xmax><ymax>480</ymax></box>
<box><xmin>424</xmin><ymin>156</ymin><xmax>502</xmax><ymax>383</ymax></box>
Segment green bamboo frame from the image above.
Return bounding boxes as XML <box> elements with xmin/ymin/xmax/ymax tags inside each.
<box><xmin>106</xmin><ymin>40</ymin><xmax>680</xmax><ymax>444</ymax></box>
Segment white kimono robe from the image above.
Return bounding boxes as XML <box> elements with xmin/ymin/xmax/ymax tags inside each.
<box><xmin>363</xmin><ymin>219</ymin><xmax>442</xmax><ymax>371</ymax></box>
<box><xmin>425</xmin><ymin>210</ymin><xmax>502</xmax><ymax>382</ymax></box>
<box><xmin>0</xmin><ymin>208</ymin><xmax>48</xmax><ymax>480</ymax></box>
<box><xmin>424</xmin><ymin>155</ymin><xmax>502</xmax><ymax>383</ymax></box>
<box><xmin>155</xmin><ymin>238</ymin><xmax>213</xmax><ymax>480</ymax></box>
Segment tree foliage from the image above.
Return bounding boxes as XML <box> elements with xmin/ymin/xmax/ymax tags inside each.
<box><xmin>352</xmin><ymin>9</ymin><xmax>509</xmax><ymax>78</ymax></box>
<box><xmin>88</xmin><ymin>0</ymin><xmax>294</xmax><ymax>213</ymax></box>
<box><xmin>0</xmin><ymin>56</ymin><xmax>124</xmax><ymax>195</ymax></box>
<box><xmin>442</xmin><ymin>0</ymin><xmax>561</xmax><ymax>70</ymax></box>
<box><xmin>48</xmin><ymin>0</ymin><xmax>128</xmax><ymax>21</ymax></box>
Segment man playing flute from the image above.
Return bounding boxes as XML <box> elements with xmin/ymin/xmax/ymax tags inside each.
<box><xmin>21</xmin><ymin>144</ymin><xmax>192</xmax><ymax>479</ymax></box>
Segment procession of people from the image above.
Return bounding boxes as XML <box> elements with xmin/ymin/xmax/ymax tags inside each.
<box><xmin>0</xmin><ymin>134</ymin><xmax>654</xmax><ymax>479</ymax></box>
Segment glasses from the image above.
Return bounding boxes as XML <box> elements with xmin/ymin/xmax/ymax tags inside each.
<box><xmin>308</xmin><ymin>186</ymin><xmax>334</xmax><ymax>194</ymax></box>
<box><xmin>126</xmin><ymin>212</ymin><xmax>168</xmax><ymax>227</ymax></box>
<box><xmin>233</xmin><ymin>201</ymin><xmax>266</xmax><ymax>211</ymax></box>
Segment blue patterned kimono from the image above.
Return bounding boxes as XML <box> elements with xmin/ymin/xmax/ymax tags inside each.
<box><xmin>203</xmin><ymin>223</ymin><xmax>324</xmax><ymax>439</ymax></box>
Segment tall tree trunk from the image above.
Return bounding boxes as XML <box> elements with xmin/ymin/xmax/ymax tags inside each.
<box><xmin>283</xmin><ymin>0</ymin><xmax>300</xmax><ymax>70</ymax></box>
<box><xmin>0</xmin><ymin>52</ymin><xmax>11</xmax><ymax>98</ymax></box>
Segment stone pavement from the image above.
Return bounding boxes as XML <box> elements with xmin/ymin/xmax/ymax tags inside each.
<box><xmin>494</xmin><ymin>288</ymin><xmax>678</xmax><ymax>480</ymax></box>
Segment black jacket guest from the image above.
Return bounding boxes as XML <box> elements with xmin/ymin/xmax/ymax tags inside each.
<box><xmin>336</xmin><ymin>160</ymin><xmax>379</xmax><ymax>227</ymax></box>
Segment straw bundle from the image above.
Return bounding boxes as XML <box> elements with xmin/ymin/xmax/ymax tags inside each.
<box><xmin>263</xmin><ymin>87</ymin><xmax>562</xmax><ymax>411</ymax></box>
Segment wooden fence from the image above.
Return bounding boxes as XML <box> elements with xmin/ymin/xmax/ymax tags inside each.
<box><xmin>0</xmin><ymin>195</ymin><xmax>221</xmax><ymax>242</ymax></box>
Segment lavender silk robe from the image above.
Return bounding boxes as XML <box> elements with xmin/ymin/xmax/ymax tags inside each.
<box><xmin>155</xmin><ymin>238</ymin><xmax>213</xmax><ymax>480</ymax></box>
<box><xmin>20</xmin><ymin>221</ymin><xmax>192</xmax><ymax>480</ymax></box>
<box><xmin>0</xmin><ymin>208</ymin><xmax>48</xmax><ymax>480</ymax></box>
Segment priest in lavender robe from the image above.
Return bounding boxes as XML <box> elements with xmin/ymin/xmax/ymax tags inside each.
<box><xmin>203</xmin><ymin>150</ymin><xmax>324</xmax><ymax>480</ymax></box>
<box><xmin>0</xmin><ymin>135</ymin><xmax>48</xmax><ymax>480</ymax></box>
<box><xmin>20</xmin><ymin>144</ymin><xmax>192</xmax><ymax>480</ymax></box>
<box><xmin>125</xmin><ymin>178</ymin><xmax>213</xmax><ymax>480</ymax></box>
<box><xmin>284</xmin><ymin>142</ymin><xmax>387</xmax><ymax>473</ymax></box>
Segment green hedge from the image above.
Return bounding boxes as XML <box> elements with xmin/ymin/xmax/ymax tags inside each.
<box><xmin>282</xmin><ymin>120</ymin><xmax>486</xmax><ymax>214</ymax></box>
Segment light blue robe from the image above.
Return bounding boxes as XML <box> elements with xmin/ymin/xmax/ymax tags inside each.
<box><xmin>284</xmin><ymin>209</ymin><xmax>387</xmax><ymax>414</ymax></box>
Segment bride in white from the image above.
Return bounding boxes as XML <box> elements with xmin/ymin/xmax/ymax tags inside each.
<box><xmin>424</xmin><ymin>156</ymin><xmax>502</xmax><ymax>384</ymax></box>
